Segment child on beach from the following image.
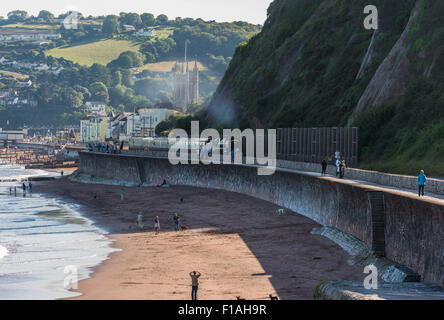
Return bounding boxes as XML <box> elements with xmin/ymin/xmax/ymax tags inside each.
<box><xmin>154</xmin><ymin>216</ymin><xmax>160</xmax><ymax>235</ymax></box>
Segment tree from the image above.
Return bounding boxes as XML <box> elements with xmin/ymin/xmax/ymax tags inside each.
<box><xmin>37</xmin><ymin>10</ymin><xmax>54</xmax><ymax>22</ymax></box>
<box><xmin>7</xmin><ymin>10</ymin><xmax>28</xmax><ymax>22</ymax></box>
<box><xmin>63</xmin><ymin>87</ymin><xmax>84</xmax><ymax>108</ymax></box>
<box><xmin>89</xmin><ymin>63</ymin><xmax>111</xmax><ymax>86</ymax></box>
<box><xmin>122</xmin><ymin>13</ymin><xmax>142</xmax><ymax>27</ymax></box>
<box><xmin>107</xmin><ymin>51</ymin><xmax>145</xmax><ymax>69</ymax></box>
<box><xmin>112</xmin><ymin>70</ymin><xmax>122</xmax><ymax>86</ymax></box>
<box><xmin>121</xmin><ymin>69</ymin><xmax>134</xmax><ymax>87</ymax></box>
<box><xmin>102</xmin><ymin>15</ymin><xmax>120</xmax><ymax>36</ymax></box>
<box><xmin>74</xmin><ymin>85</ymin><xmax>91</xmax><ymax>101</ymax></box>
<box><xmin>156</xmin><ymin>14</ymin><xmax>169</xmax><ymax>25</ymax></box>
<box><xmin>89</xmin><ymin>82</ymin><xmax>109</xmax><ymax>103</ymax></box>
<box><xmin>141</xmin><ymin>13</ymin><xmax>155</xmax><ymax>27</ymax></box>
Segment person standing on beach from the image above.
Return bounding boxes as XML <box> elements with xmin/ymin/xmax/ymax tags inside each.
<box><xmin>173</xmin><ymin>213</ymin><xmax>181</xmax><ymax>231</ymax></box>
<box><xmin>22</xmin><ymin>182</ymin><xmax>26</xmax><ymax>193</ymax></box>
<box><xmin>154</xmin><ymin>216</ymin><xmax>160</xmax><ymax>235</ymax></box>
<box><xmin>190</xmin><ymin>271</ymin><xmax>201</xmax><ymax>300</ymax></box>
<box><xmin>28</xmin><ymin>181</ymin><xmax>32</xmax><ymax>193</ymax></box>
<box><xmin>137</xmin><ymin>213</ymin><xmax>144</xmax><ymax>230</ymax></box>
<box><xmin>418</xmin><ymin>170</ymin><xmax>427</xmax><ymax>197</ymax></box>
<box><xmin>120</xmin><ymin>189</ymin><xmax>125</xmax><ymax>201</ymax></box>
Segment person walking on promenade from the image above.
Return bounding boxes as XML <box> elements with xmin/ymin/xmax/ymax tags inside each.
<box><xmin>173</xmin><ymin>213</ymin><xmax>181</xmax><ymax>231</ymax></box>
<box><xmin>190</xmin><ymin>271</ymin><xmax>201</xmax><ymax>300</ymax></box>
<box><xmin>154</xmin><ymin>216</ymin><xmax>160</xmax><ymax>235</ymax></box>
<box><xmin>418</xmin><ymin>170</ymin><xmax>427</xmax><ymax>197</ymax></box>
<box><xmin>321</xmin><ymin>160</ymin><xmax>327</xmax><ymax>176</ymax></box>
<box><xmin>338</xmin><ymin>161</ymin><xmax>344</xmax><ymax>179</ymax></box>
<box><xmin>335</xmin><ymin>158</ymin><xmax>341</xmax><ymax>177</ymax></box>
<box><xmin>340</xmin><ymin>160</ymin><xmax>346</xmax><ymax>178</ymax></box>
<box><xmin>22</xmin><ymin>182</ymin><xmax>26</xmax><ymax>193</ymax></box>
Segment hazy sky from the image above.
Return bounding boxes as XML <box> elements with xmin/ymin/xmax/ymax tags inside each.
<box><xmin>0</xmin><ymin>0</ymin><xmax>273</xmax><ymax>25</ymax></box>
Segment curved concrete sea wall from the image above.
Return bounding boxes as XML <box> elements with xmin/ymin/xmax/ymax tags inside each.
<box><xmin>78</xmin><ymin>152</ymin><xmax>444</xmax><ymax>285</ymax></box>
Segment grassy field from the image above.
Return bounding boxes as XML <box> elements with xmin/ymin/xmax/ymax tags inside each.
<box><xmin>139</xmin><ymin>60</ymin><xmax>206</xmax><ymax>72</ymax></box>
<box><xmin>0</xmin><ymin>23</ymin><xmax>56</xmax><ymax>30</ymax></box>
<box><xmin>0</xmin><ymin>70</ymin><xmax>29</xmax><ymax>80</ymax></box>
<box><xmin>149</xmin><ymin>27</ymin><xmax>175</xmax><ymax>40</ymax></box>
<box><xmin>46</xmin><ymin>39</ymin><xmax>141</xmax><ymax>66</ymax></box>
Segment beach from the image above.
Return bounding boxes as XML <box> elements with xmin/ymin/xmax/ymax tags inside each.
<box><xmin>36</xmin><ymin>177</ymin><xmax>363</xmax><ymax>300</ymax></box>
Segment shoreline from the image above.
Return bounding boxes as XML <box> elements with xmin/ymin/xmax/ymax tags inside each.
<box><xmin>0</xmin><ymin>166</ymin><xmax>116</xmax><ymax>300</ymax></box>
<box><xmin>36</xmin><ymin>177</ymin><xmax>364</xmax><ymax>300</ymax></box>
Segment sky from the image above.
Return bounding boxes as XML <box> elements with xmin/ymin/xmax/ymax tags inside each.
<box><xmin>0</xmin><ymin>0</ymin><xmax>273</xmax><ymax>25</ymax></box>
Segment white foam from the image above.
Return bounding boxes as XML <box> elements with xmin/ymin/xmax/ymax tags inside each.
<box><xmin>0</xmin><ymin>166</ymin><xmax>118</xmax><ymax>300</ymax></box>
<box><xmin>0</xmin><ymin>245</ymin><xmax>8</xmax><ymax>260</ymax></box>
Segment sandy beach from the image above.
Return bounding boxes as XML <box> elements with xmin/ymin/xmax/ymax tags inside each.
<box><xmin>36</xmin><ymin>177</ymin><xmax>363</xmax><ymax>300</ymax></box>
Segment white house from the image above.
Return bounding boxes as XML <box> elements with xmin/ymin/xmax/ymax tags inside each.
<box><xmin>134</xmin><ymin>29</ymin><xmax>156</xmax><ymax>37</ymax></box>
<box><xmin>85</xmin><ymin>101</ymin><xmax>107</xmax><ymax>115</ymax></box>
<box><xmin>123</xmin><ymin>25</ymin><xmax>136</xmax><ymax>32</ymax></box>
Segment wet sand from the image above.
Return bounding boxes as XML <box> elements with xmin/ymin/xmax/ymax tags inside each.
<box><xmin>36</xmin><ymin>177</ymin><xmax>363</xmax><ymax>300</ymax></box>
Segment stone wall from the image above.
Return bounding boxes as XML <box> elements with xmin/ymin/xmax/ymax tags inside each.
<box><xmin>78</xmin><ymin>152</ymin><xmax>444</xmax><ymax>285</ymax></box>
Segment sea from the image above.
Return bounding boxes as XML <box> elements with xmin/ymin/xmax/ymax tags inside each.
<box><xmin>0</xmin><ymin>163</ymin><xmax>117</xmax><ymax>300</ymax></box>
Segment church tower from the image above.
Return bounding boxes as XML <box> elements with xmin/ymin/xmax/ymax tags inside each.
<box><xmin>173</xmin><ymin>43</ymin><xmax>199</xmax><ymax>109</ymax></box>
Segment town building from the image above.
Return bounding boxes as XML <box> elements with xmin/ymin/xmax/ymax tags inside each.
<box><xmin>80</xmin><ymin>115</ymin><xmax>107</xmax><ymax>143</ymax></box>
<box><xmin>85</xmin><ymin>101</ymin><xmax>107</xmax><ymax>115</ymax></box>
<box><xmin>123</xmin><ymin>108</ymin><xmax>175</xmax><ymax>140</ymax></box>
<box><xmin>80</xmin><ymin>107</ymin><xmax>175</xmax><ymax>142</ymax></box>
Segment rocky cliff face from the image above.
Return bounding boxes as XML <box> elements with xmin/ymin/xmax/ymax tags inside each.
<box><xmin>347</xmin><ymin>4</ymin><xmax>419</xmax><ymax>125</ymax></box>
<box><xmin>206</xmin><ymin>0</ymin><xmax>444</xmax><ymax>175</ymax></box>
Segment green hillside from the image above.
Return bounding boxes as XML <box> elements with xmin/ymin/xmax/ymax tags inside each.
<box><xmin>46</xmin><ymin>39</ymin><xmax>141</xmax><ymax>66</ymax></box>
<box><xmin>208</xmin><ymin>0</ymin><xmax>444</xmax><ymax>176</ymax></box>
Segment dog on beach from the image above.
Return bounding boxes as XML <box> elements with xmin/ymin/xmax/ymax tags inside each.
<box><xmin>269</xmin><ymin>294</ymin><xmax>278</xmax><ymax>300</ymax></box>
<box><xmin>236</xmin><ymin>296</ymin><xmax>245</xmax><ymax>300</ymax></box>
<box><xmin>180</xmin><ymin>225</ymin><xmax>189</xmax><ymax>231</ymax></box>
<box><xmin>277</xmin><ymin>209</ymin><xmax>285</xmax><ymax>216</ymax></box>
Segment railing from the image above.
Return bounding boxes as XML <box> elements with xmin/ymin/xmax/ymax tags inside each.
<box><xmin>276</xmin><ymin>127</ymin><xmax>359</xmax><ymax>167</ymax></box>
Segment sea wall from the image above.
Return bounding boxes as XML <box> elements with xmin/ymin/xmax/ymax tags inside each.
<box><xmin>277</xmin><ymin>160</ymin><xmax>444</xmax><ymax>196</ymax></box>
<box><xmin>78</xmin><ymin>152</ymin><xmax>444</xmax><ymax>285</ymax></box>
